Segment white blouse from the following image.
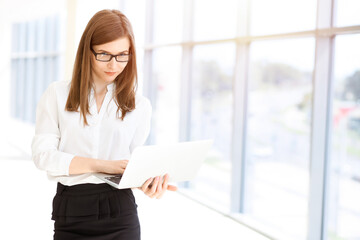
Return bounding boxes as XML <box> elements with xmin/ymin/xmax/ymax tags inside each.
<box><xmin>31</xmin><ymin>80</ymin><xmax>152</xmax><ymax>186</ymax></box>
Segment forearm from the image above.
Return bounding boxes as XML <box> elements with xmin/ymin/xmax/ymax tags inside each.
<box><xmin>69</xmin><ymin>156</ymin><xmax>101</xmax><ymax>175</ymax></box>
<box><xmin>69</xmin><ymin>156</ymin><xmax>128</xmax><ymax>175</ymax></box>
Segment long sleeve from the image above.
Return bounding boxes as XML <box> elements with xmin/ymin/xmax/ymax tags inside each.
<box><xmin>31</xmin><ymin>83</ymin><xmax>75</xmax><ymax>176</ymax></box>
<box><xmin>129</xmin><ymin>97</ymin><xmax>152</xmax><ymax>153</ymax></box>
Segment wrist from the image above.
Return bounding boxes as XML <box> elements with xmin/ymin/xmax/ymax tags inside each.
<box><xmin>92</xmin><ymin>159</ymin><xmax>103</xmax><ymax>173</ymax></box>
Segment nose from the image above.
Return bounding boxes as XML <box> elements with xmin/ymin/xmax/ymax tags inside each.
<box><xmin>107</xmin><ymin>57</ymin><xmax>117</xmax><ymax>68</ymax></box>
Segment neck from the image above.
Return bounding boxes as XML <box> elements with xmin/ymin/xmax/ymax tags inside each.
<box><xmin>93</xmin><ymin>80</ymin><xmax>109</xmax><ymax>96</ymax></box>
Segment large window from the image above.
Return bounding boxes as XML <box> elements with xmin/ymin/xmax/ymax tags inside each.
<box><xmin>122</xmin><ymin>0</ymin><xmax>360</xmax><ymax>239</ymax></box>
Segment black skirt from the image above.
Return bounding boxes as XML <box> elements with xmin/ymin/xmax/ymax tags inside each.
<box><xmin>52</xmin><ymin>183</ymin><xmax>140</xmax><ymax>240</ymax></box>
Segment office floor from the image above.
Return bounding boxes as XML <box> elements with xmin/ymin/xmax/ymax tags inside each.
<box><xmin>0</xmin><ymin>124</ymin><xmax>270</xmax><ymax>240</ymax></box>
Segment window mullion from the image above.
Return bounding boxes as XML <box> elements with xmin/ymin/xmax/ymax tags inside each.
<box><xmin>230</xmin><ymin>0</ymin><xmax>250</xmax><ymax>214</ymax></box>
<box><xmin>308</xmin><ymin>0</ymin><xmax>335</xmax><ymax>239</ymax></box>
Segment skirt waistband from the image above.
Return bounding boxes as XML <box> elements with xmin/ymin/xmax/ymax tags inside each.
<box><xmin>57</xmin><ymin>182</ymin><xmax>118</xmax><ymax>196</ymax></box>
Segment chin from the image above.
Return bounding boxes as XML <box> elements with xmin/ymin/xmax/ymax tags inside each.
<box><xmin>107</xmin><ymin>77</ymin><xmax>116</xmax><ymax>83</ymax></box>
<box><xmin>104</xmin><ymin>75</ymin><xmax>118</xmax><ymax>83</ymax></box>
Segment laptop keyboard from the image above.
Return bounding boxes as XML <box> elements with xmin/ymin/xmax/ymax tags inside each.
<box><xmin>104</xmin><ymin>174</ymin><xmax>122</xmax><ymax>184</ymax></box>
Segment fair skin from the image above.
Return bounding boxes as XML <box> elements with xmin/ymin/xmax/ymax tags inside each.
<box><xmin>69</xmin><ymin>37</ymin><xmax>177</xmax><ymax>198</ymax></box>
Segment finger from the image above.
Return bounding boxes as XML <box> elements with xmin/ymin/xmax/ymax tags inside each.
<box><xmin>156</xmin><ymin>174</ymin><xmax>169</xmax><ymax>199</ymax></box>
<box><xmin>167</xmin><ymin>185</ymin><xmax>178</xmax><ymax>191</ymax></box>
<box><xmin>141</xmin><ymin>178</ymin><xmax>153</xmax><ymax>192</ymax></box>
<box><xmin>142</xmin><ymin>178</ymin><xmax>152</xmax><ymax>191</ymax></box>
<box><xmin>162</xmin><ymin>174</ymin><xmax>169</xmax><ymax>187</ymax></box>
<box><xmin>156</xmin><ymin>176</ymin><xmax>163</xmax><ymax>195</ymax></box>
<box><xmin>148</xmin><ymin>176</ymin><xmax>159</xmax><ymax>198</ymax></box>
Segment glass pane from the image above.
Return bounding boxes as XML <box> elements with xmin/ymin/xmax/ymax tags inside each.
<box><xmin>246</xmin><ymin>38</ymin><xmax>315</xmax><ymax>239</ymax></box>
<box><xmin>26</xmin><ymin>21</ymin><xmax>36</xmax><ymax>52</ymax></box>
<box><xmin>189</xmin><ymin>43</ymin><xmax>235</xmax><ymax>209</ymax></box>
<box><xmin>25</xmin><ymin>58</ymin><xmax>35</xmax><ymax>123</ymax></box>
<box><xmin>327</xmin><ymin>34</ymin><xmax>360</xmax><ymax>240</ymax></box>
<box><xmin>153</xmin><ymin>0</ymin><xmax>183</xmax><ymax>44</ymax></box>
<box><xmin>35</xmin><ymin>19</ymin><xmax>45</xmax><ymax>52</ymax></box>
<box><xmin>152</xmin><ymin>47</ymin><xmax>181</xmax><ymax>144</ymax></box>
<box><xmin>336</xmin><ymin>0</ymin><xmax>360</xmax><ymax>27</ymax></box>
<box><xmin>193</xmin><ymin>0</ymin><xmax>238</xmax><ymax>41</ymax></box>
<box><xmin>34</xmin><ymin>58</ymin><xmax>45</xmax><ymax>112</ymax></box>
<box><xmin>44</xmin><ymin>16</ymin><xmax>55</xmax><ymax>52</ymax></box>
<box><xmin>249</xmin><ymin>0</ymin><xmax>316</xmax><ymax>35</ymax></box>
<box><xmin>17</xmin><ymin>58</ymin><xmax>26</xmax><ymax>120</ymax></box>
<box><xmin>11</xmin><ymin>23</ymin><xmax>19</xmax><ymax>53</ymax></box>
<box><xmin>18</xmin><ymin>23</ymin><xmax>27</xmax><ymax>52</ymax></box>
<box><xmin>10</xmin><ymin>59</ymin><xmax>18</xmax><ymax>118</ymax></box>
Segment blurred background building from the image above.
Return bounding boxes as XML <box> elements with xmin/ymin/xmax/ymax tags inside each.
<box><xmin>0</xmin><ymin>0</ymin><xmax>359</xmax><ymax>239</ymax></box>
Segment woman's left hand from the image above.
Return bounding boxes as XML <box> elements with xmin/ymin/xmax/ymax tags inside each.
<box><xmin>139</xmin><ymin>174</ymin><xmax>178</xmax><ymax>199</ymax></box>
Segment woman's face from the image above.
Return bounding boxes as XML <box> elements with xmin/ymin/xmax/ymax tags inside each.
<box><xmin>91</xmin><ymin>37</ymin><xmax>130</xmax><ymax>86</ymax></box>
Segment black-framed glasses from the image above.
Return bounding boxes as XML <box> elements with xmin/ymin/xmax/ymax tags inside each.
<box><xmin>91</xmin><ymin>49</ymin><xmax>131</xmax><ymax>62</ymax></box>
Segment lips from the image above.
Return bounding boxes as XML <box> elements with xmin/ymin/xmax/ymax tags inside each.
<box><xmin>105</xmin><ymin>72</ymin><xmax>116</xmax><ymax>76</ymax></box>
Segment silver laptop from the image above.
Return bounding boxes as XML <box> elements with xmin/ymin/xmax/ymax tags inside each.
<box><xmin>94</xmin><ymin>139</ymin><xmax>213</xmax><ymax>189</ymax></box>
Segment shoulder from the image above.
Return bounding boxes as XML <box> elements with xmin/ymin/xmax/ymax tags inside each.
<box><xmin>134</xmin><ymin>94</ymin><xmax>152</xmax><ymax>117</ymax></box>
<box><xmin>47</xmin><ymin>80</ymin><xmax>70</xmax><ymax>94</ymax></box>
<box><xmin>42</xmin><ymin>81</ymin><xmax>70</xmax><ymax>100</ymax></box>
<box><xmin>135</xmin><ymin>94</ymin><xmax>152</xmax><ymax>110</ymax></box>
<box><xmin>38</xmin><ymin>81</ymin><xmax>70</xmax><ymax>107</ymax></box>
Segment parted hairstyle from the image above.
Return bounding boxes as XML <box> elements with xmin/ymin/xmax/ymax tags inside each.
<box><xmin>65</xmin><ymin>9</ymin><xmax>137</xmax><ymax>125</ymax></box>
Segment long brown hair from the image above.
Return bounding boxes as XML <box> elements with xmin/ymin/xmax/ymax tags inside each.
<box><xmin>65</xmin><ymin>9</ymin><xmax>137</xmax><ymax>125</ymax></box>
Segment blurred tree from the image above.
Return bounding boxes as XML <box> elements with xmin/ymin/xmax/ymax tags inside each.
<box><xmin>193</xmin><ymin>60</ymin><xmax>232</xmax><ymax>114</ymax></box>
<box><xmin>192</xmin><ymin>60</ymin><xmax>233</xmax><ymax>158</ymax></box>
<box><xmin>196</xmin><ymin>60</ymin><xmax>232</xmax><ymax>97</ymax></box>
<box><xmin>251</xmin><ymin>61</ymin><xmax>311</xmax><ymax>89</ymax></box>
<box><xmin>343</xmin><ymin>70</ymin><xmax>360</xmax><ymax>101</ymax></box>
<box><xmin>263</xmin><ymin>62</ymin><xmax>303</xmax><ymax>85</ymax></box>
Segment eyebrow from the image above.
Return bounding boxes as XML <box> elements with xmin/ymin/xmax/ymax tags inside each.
<box><xmin>97</xmin><ymin>49</ymin><xmax>129</xmax><ymax>54</ymax></box>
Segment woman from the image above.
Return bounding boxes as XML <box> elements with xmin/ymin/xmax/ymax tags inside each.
<box><xmin>31</xmin><ymin>9</ymin><xmax>176</xmax><ymax>240</ymax></box>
